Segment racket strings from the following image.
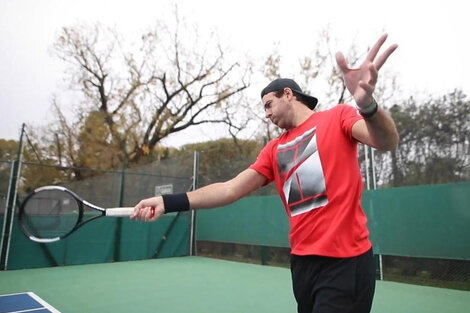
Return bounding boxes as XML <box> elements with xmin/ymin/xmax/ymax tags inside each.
<box><xmin>21</xmin><ymin>190</ymin><xmax>80</xmax><ymax>239</ymax></box>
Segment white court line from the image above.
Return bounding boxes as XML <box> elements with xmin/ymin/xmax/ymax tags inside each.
<box><xmin>27</xmin><ymin>292</ymin><xmax>61</xmax><ymax>313</ymax></box>
<box><xmin>7</xmin><ymin>308</ymin><xmax>49</xmax><ymax>313</ymax></box>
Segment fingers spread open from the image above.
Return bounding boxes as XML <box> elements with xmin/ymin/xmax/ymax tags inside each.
<box><xmin>366</xmin><ymin>34</ymin><xmax>388</xmax><ymax>62</ymax></box>
<box><xmin>375</xmin><ymin>43</ymin><xmax>398</xmax><ymax>70</ymax></box>
<box><xmin>367</xmin><ymin>63</ymin><xmax>378</xmax><ymax>85</ymax></box>
<box><xmin>335</xmin><ymin>51</ymin><xmax>349</xmax><ymax>72</ymax></box>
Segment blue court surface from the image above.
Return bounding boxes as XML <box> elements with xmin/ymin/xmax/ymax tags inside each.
<box><xmin>0</xmin><ymin>292</ymin><xmax>61</xmax><ymax>313</ymax></box>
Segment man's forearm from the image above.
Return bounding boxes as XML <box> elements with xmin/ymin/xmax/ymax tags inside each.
<box><xmin>187</xmin><ymin>169</ymin><xmax>267</xmax><ymax>210</ymax></box>
<box><xmin>363</xmin><ymin>107</ymin><xmax>399</xmax><ymax>151</ymax></box>
<box><xmin>187</xmin><ymin>181</ymin><xmax>238</xmax><ymax>210</ymax></box>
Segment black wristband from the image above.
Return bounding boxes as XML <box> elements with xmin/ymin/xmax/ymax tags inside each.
<box><xmin>162</xmin><ymin>193</ymin><xmax>190</xmax><ymax>213</ymax></box>
<box><xmin>359</xmin><ymin>99</ymin><xmax>379</xmax><ymax>118</ymax></box>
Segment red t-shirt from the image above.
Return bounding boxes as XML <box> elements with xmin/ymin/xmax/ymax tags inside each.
<box><xmin>249</xmin><ymin>104</ymin><xmax>371</xmax><ymax>257</ymax></box>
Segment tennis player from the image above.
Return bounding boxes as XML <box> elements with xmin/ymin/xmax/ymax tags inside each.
<box><xmin>132</xmin><ymin>34</ymin><xmax>399</xmax><ymax>313</ymax></box>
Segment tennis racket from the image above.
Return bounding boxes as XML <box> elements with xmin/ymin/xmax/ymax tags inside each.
<box><xmin>18</xmin><ymin>186</ymin><xmax>154</xmax><ymax>243</ymax></box>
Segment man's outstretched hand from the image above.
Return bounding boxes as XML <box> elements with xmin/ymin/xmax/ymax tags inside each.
<box><xmin>335</xmin><ymin>34</ymin><xmax>398</xmax><ymax>108</ymax></box>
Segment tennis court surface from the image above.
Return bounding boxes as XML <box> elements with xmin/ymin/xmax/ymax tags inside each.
<box><xmin>0</xmin><ymin>256</ymin><xmax>469</xmax><ymax>313</ymax></box>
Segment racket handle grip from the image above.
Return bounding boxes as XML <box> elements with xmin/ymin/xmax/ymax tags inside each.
<box><xmin>106</xmin><ymin>207</ymin><xmax>135</xmax><ymax>217</ymax></box>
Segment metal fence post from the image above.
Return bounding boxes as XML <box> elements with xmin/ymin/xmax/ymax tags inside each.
<box><xmin>0</xmin><ymin>124</ymin><xmax>25</xmax><ymax>270</ymax></box>
<box><xmin>364</xmin><ymin>144</ymin><xmax>383</xmax><ymax>280</ymax></box>
<box><xmin>189</xmin><ymin>151</ymin><xmax>199</xmax><ymax>256</ymax></box>
<box><xmin>113</xmin><ymin>153</ymin><xmax>127</xmax><ymax>262</ymax></box>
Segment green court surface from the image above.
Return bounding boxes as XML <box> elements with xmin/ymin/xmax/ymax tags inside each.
<box><xmin>0</xmin><ymin>256</ymin><xmax>469</xmax><ymax>313</ymax></box>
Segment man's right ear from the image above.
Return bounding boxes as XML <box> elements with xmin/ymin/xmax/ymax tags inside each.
<box><xmin>284</xmin><ymin>87</ymin><xmax>294</xmax><ymax>99</ymax></box>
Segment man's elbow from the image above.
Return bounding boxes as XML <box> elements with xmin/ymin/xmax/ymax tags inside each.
<box><xmin>377</xmin><ymin>132</ymin><xmax>399</xmax><ymax>151</ymax></box>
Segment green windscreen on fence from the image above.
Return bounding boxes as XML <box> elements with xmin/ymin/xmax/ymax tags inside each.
<box><xmin>196</xmin><ymin>196</ymin><xmax>289</xmax><ymax>247</ymax></box>
<box><xmin>4</xmin><ymin>181</ymin><xmax>469</xmax><ymax>269</ymax></box>
<box><xmin>3</xmin><ymin>213</ymin><xmax>190</xmax><ymax>270</ymax></box>
<box><xmin>1</xmin><ymin>155</ymin><xmax>195</xmax><ymax>270</ymax></box>
<box><xmin>364</xmin><ymin>182</ymin><xmax>469</xmax><ymax>259</ymax></box>
<box><xmin>196</xmin><ymin>182</ymin><xmax>470</xmax><ymax>260</ymax></box>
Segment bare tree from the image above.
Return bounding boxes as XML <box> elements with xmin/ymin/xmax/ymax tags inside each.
<box><xmin>48</xmin><ymin>13</ymin><xmax>252</xmax><ymax>172</ymax></box>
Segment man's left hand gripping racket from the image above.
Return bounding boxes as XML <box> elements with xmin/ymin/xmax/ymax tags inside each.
<box><xmin>18</xmin><ymin>186</ymin><xmax>155</xmax><ymax>243</ymax></box>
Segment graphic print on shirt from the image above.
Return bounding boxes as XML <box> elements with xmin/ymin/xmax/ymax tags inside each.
<box><xmin>277</xmin><ymin>127</ymin><xmax>328</xmax><ymax>216</ymax></box>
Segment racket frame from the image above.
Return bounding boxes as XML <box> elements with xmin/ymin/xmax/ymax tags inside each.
<box><xmin>18</xmin><ymin>186</ymin><xmax>132</xmax><ymax>243</ymax></box>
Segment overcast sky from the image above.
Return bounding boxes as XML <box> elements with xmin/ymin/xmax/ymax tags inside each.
<box><xmin>0</xmin><ymin>0</ymin><xmax>468</xmax><ymax>144</ymax></box>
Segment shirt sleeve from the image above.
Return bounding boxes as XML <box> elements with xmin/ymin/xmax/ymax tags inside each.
<box><xmin>338</xmin><ymin>104</ymin><xmax>363</xmax><ymax>140</ymax></box>
<box><xmin>249</xmin><ymin>139</ymin><xmax>276</xmax><ymax>184</ymax></box>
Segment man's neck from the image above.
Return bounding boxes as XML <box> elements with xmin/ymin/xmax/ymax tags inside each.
<box><xmin>291</xmin><ymin>105</ymin><xmax>315</xmax><ymax>129</ymax></box>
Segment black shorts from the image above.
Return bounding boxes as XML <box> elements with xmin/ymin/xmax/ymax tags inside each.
<box><xmin>290</xmin><ymin>248</ymin><xmax>376</xmax><ymax>313</ymax></box>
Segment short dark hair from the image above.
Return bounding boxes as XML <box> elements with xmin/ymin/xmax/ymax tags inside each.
<box><xmin>273</xmin><ymin>90</ymin><xmax>284</xmax><ymax>98</ymax></box>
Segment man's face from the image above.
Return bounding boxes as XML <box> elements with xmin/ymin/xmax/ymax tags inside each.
<box><xmin>262</xmin><ymin>89</ymin><xmax>292</xmax><ymax>129</ymax></box>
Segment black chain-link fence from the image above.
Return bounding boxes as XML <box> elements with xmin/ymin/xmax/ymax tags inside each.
<box><xmin>0</xmin><ymin>155</ymin><xmax>195</xmax><ymax>269</ymax></box>
<box><xmin>0</xmin><ymin>160</ymin><xmax>12</xmax><ymax>215</ymax></box>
